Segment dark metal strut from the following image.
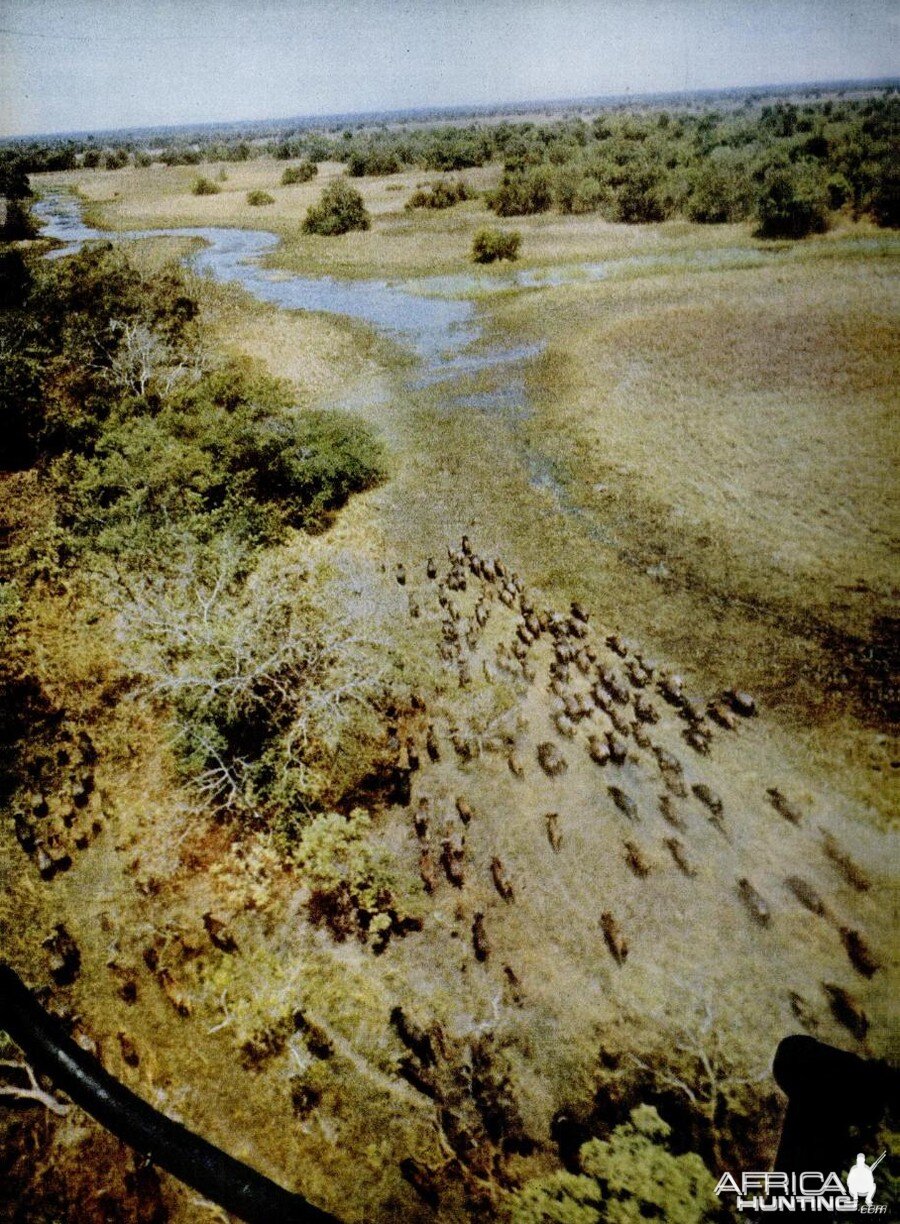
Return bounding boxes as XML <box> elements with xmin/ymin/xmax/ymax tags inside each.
<box><xmin>0</xmin><ymin>962</ymin><xmax>338</xmax><ymax>1224</ymax></box>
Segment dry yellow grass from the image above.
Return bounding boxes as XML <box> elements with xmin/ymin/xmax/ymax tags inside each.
<box><xmin>7</xmin><ymin>161</ymin><xmax>897</xmax><ymax>1222</ymax></box>
<box><xmin>509</xmin><ymin>258</ymin><xmax>899</xmax><ymax>620</ymax></box>
<box><xmin>34</xmin><ymin>156</ymin><xmax>855</xmax><ymax>279</ymax></box>
<box><xmin>196</xmin><ymin>275</ymin><xmax>397</xmax><ymax>414</ymax></box>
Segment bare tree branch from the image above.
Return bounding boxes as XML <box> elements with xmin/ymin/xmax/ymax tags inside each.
<box><xmin>0</xmin><ymin>1058</ymin><xmax>69</xmax><ymax>1115</ymax></box>
<box><xmin>104</xmin><ymin>538</ymin><xmax>398</xmax><ymax>818</ymax></box>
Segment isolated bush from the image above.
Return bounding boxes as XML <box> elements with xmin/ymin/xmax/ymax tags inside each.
<box><xmin>756</xmin><ymin>162</ymin><xmax>829</xmax><ymax>238</ymax></box>
<box><xmin>472</xmin><ymin>227</ymin><xmax>521</xmax><ymax>264</ymax></box>
<box><xmin>192</xmin><ymin>176</ymin><xmax>221</xmax><ymax>196</ymax></box>
<box><xmin>281</xmin><ymin>161</ymin><xmax>317</xmax><ymax>185</ymax></box>
<box><xmin>246</xmin><ymin>189</ymin><xmax>274</xmax><ymax>206</ymax></box>
<box><xmin>297</xmin><ymin>809</ymin><xmax>421</xmax><ymax>946</ymax></box>
<box><xmin>302</xmin><ymin>179</ymin><xmax>370</xmax><ymax>235</ymax></box>
<box><xmin>405</xmin><ymin>178</ymin><xmax>473</xmax><ymax>210</ymax></box>
<box><xmin>508</xmin><ymin>1106</ymin><xmax>719</xmax><ymax>1224</ymax></box>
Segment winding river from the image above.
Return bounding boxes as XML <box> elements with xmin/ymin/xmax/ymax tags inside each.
<box><xmin>33</xmin><ymin>190</ymin><xmax>577</xmax><ymax>515</ymax></box>
<box><xmin>33</xmin><ymin>191</ymin><xmax>893</xmax><ymax>418</ymax></box>
<box><xmin>33</xmin><ymin>192</ymin><xmax>541</xmax><ymax>407</ymax></box>
<box><xmin>31</xmin><ymin>191</ymin><xmax>899</xmax><ymax>554</ymax></box>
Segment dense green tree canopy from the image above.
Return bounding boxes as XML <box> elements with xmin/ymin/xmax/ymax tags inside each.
<box><xmin>508</xmin><ymin>1107</ymin><xmax>720</xmax><ymax>1224</ymax></box>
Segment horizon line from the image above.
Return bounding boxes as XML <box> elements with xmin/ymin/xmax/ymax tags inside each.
<box><xmin>2</xmin><ymin>74</ymin><xmax>897</xmax><ymax>144</ymax></box>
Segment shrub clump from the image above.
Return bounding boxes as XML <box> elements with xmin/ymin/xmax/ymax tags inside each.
<box><xmin>471</xmin><ymin>227</ymin><xmax>521</xmax><ymax>264</ymax></box>
<box><xmin>114</xmin><ymin>542</ymin><xmax>393</xmax><ymax>827</ymax></box>
<box><xmin>192</xmin><ymin>176</ymin><xmax>221</xmax><ymax>196</ymax></box>
<box><xmin>58</xmin><ymin>367</ymin><xmax>387</xmax><ymax>551</ymax></box>
<box><xmin>687</xmin><ymin>152</ymin><xmax>755</xmax><ymax>224</ymax></box>
<box><xmin>756</xmin><ymin>162</ymin><xmax>829</xmax><ymax>238</ymax></box>
<box><xmin>347</xmin><ymin>147</ymin><xmax>404</xmax><ymax>177</ymax></box>
<box><xmin>612</xmin><ymin>154</ymin><xmax>677</xmax><ymax>223</ymax></box>
<box><xmin>246</xmin><ymin>189</ymin><xmax>275</xmax><ymax>207</ymax></box>
<box><xmin>868</xmin><ymin>164</ymin><xmax>900</xmax><ymax>228</ymax></box>
<box><xmin>3</xmin><ymin>246</ymin><xmax>389</xmax><ymax>827</ymax></box>
<box><xmin>508</xmin><ymin>1105</ymin><xmax>719</xmax><ymax>1223</ymax></box>
<box><xmin>406</xmin><ymin>178</ymin><xmax>473</xmax><ymax>210</ymax></box>
<box><xmin>302</xmin><ymin>179</ymin><xmax>371</xmax><ymax>236</ymax></box>
<box><xmin>296</xmin><ymin>809</ymin><xmax>422</xmax><ymax>948</ymax></box>
<box><xmin>0</xmin><ymin>199</ymin><xmax>37</xmax><ymax>241</ymax></box>
<box><xmin>489</xmin><ymin>167</ymin><xmax>554</xmax><ymax>216</ymax></box>
<box><xmin>281</xmin><ymin>161</ymin><xmax>317</xmax><ymax>186</ymax></box>
<box><xmin>1</xmin><ymin>244</ymin><xmax>384</xmax><ymax>542</ymax></box>
<box><xmin>0</xmin><ymin>243</ymin><xmax>200</xmax><ymax>469</ymax></box>
<box><xmin>554</xmin><ymin>166</ymin><xmax>611</xmax><ymax>216</ymax></box>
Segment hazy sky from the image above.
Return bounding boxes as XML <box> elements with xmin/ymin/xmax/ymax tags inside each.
<box><xmin>1</xmin><ymin>0</ymin><xmax>897</xmax><ymax>137</ymax></box>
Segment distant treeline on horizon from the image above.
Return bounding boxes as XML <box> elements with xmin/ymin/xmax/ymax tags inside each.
<box><xmin>1</xmin><ymin>79</ymin><xmax>896</xmax><ymax>238</ymax></box>
<box><xmin>2</xmin><ymin>76</ymin><xmax>897</xmax><ymax>146</ymax></box>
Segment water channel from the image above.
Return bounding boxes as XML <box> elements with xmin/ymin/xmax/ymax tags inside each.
<box><xmin>31</xmin><ymin>192</ymin><xmax>897</xmax><ymax>555</ymax></box>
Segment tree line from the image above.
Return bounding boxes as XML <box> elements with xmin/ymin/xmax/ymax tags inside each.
<box><xmin>2</xmin><ymin>90</ymin><xmax>897</xmax><ymax>239</ymax></box>
<box><xmin>0</xmin><ymin>244</ymin><xmax>389</xmax><ymax>834</ymax></box>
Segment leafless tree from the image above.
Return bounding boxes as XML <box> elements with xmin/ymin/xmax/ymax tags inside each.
<box><xmin>627</xmin><ymin>977</ymin><xmax>768</xmax><ymax>1164</ymax></box>
<box><xmin>107</xmin><ymin>536</ymin><xmax>396</xmax><ymax>816</ymax></box>
<box><xmin>108</xmin><ymin>318</ymin><xmax>203</xmax><ymax>397</ymax></box>
<box><xmin>0</xmin><ymin>1055</ymin><xmax>68</xmax><ymax>1115</ymax></box>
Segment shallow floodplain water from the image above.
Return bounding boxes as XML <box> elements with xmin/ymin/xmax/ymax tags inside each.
<box><xmin>34</xmin><ymin>191</ymin><xmax>898</xmax><ymax>419</ymax></box>
<box><xmin>35</xmin><ymin>192</ymin><xmax>519</xmax><ymax>379</ymax></box>
<box><xmin>33</xmin><ymin>191</ymin><xmax>900</xmax><ymax>570</ymax></box>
